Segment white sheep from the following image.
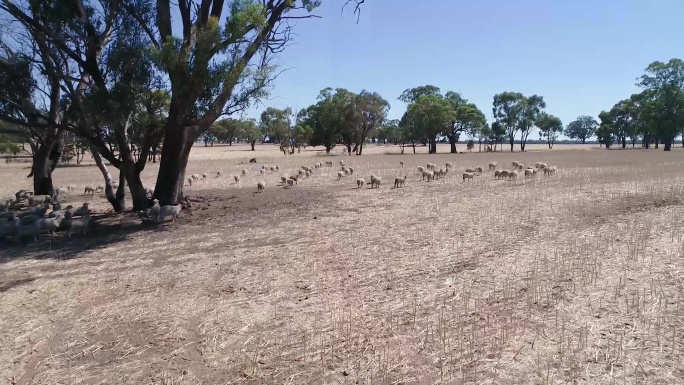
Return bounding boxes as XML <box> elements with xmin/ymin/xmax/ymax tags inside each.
<box><xmin>394</xmin><ymin>176</ymin><xmax>407</xmax><ymax>188</ymax></box>
<box><xmin>337</xmin><ymin>171</ymin><xmax>345</xmax><ymax>179</ymax></box>
<box><xmin>280</xmin><ymin>174</ymin><xmax>289</xmax><ymax>184</ymax></box>
<box><xmin>488</xmin><ymin>162</ymin><xmax>497</xmax><ymax>171</ymax></box>
<box><xmin>29</xmin><ymin>194</ymin><xmax>52</xmax><ymax>206</ymax></box>
<box><xmin>524</xmin><ymin>168</ymin><xmax>535</xmax><ymax>178</ymax></box>
<box><xmin>290</xmin><ymin>175</ymin><xmax>299</xmax><ymax>184</ymax></box>
<box><xmin>286</xmin><ymin>179</ymin><xmax>295</xmax><ymax>188</ymax></box>
<box><xmin>517</xmin><ymin>163</ymin><xmax>524</xmax><ymax>171</ymax></box>
<box><xmin>259</xmin><ymin>169</ymin><xmax>265</xmax><ymax>175</ymax></box>
<box><xmin>65</xmin><ymin>211</ymin><xmax>91</xmax><ymax>236</ymax></box>
<box><xmin>150</xmin><ymin>199</ymin><xmax>161</xmax><ymax>222</ymax></box>
<box><xmin>509</xmin><ymin>170</ymin><xmax>519</xmax><ymax>180</ymax></box>
<box><xmin>298</xmin><ymin>169</ymin><xmax>305</xmax><ymax>176</ymax></box>
<box><xmin>257</xmin><ymin>181</ymin><xmax>265</xmax><ymax>193</ymax></box>
<box><xmin>445</xmin><ymin>162</ymin><xmax>453</xmax><ymax>170</ymax></box>
<box><xmin>241</xmin><ymin>169</ymin><xmax>247</xmax><ymax>176</ymax></box>
<box><xmin>187</xmin><ymin>177</ymin><xmax>193</xmax><ymax>186</ymax></box>
<box><xmin>269</xmin><ymin>166</ymin><xmax>276</xmax><ymax>172</ymax></box>
<box><xmin>37</xmin><ymin>214</ymin><xmax>64</xmax><ymax>236</ymax></box>
<box><xmin>97</xmin><ymin>185</ymin><xmax>106</xmax><ymax>192</ymax></box>
<box><xmin>234</xmin><ymin>175</ymin><xmax>241</xmax><ymax>184</ymax></box>
<box><xmin>422</xmin><ymin>170</ymin><xmax>435</xmax><ymax>181</ymax></box>
<box><xmin>305</xmin><ymin>170</ymin><xmax>311</xmax><ymax>178</ymax></box>
<box><xmin>543</xmin><ymin>166</ymin><xmax>557</xmax><ymax>175</ymax></box>
<box><xmin>417</xmin><ymin>166</ymin><xmax>425</xmax><ymax>174</ymax></box>
<box><xmin>67</xmin><ymin>185</ymin><xmax>77</xmax><ymax>193</ymax></box>
<box><xmin>84</xmin><ymin>185</ymin><xmax>95</xmax><ymax>195</ymax></box>
<box><xmin>158</xmin><ymin>204</ymin><xmax>182</xmax><ymax>223</ymax></box>
<box><xmin>348</xmin><ymin>167</ymin><xmax>354</xmax><ymax>175</ymax></box>
<box><xmin>216</xmin><ymin>171</ymin><xmax>224</xmax><ymax>178</ymax></box>
<box><xmin>512</xmin><ymin>161</ymin><xmax>520</xmax><ymax>168</ymax></box>
<box><xmin>343</xmin><ymin>168</ymin><xmax>350</xmax><ymax>175</ymax></box>
<box><xmin>356</xmin><ymin>178</ymin><xmax>365</xmax><ymax>188</ymax></box>
<box><xmin>191</xmin><ymin>174</ymin><xmax>200</xmax><ymax>180</ymax></box>
<box><xmin>370</xmin><ymin>174</ymin><xmax>382</xmax><ymax>188</ymax></box>
<box><xmin>400</xmin><ymin>161</ymin><xmax>405</xmax><ymax>168</ymax></box>
<box><xmin>201</xmin><ymin>173</ymin><xmax>208</xmax><ymax>180</ymax></box>
<box><xmin>494</xmin><ymin>170</ymin><xmax>502</xmax><ymax>179</ymax></box>
<box><xmin>325</xmin><ymin>161</ymin><xmax>333</xmax><ymax>167</ymax></box>
<box><xmin>463</xmin><ymin>172</ymin><xmax>475</xmax><ymax>182</ymax></box>
<box><xmin>13</xmin><ymin>220</ymin><xmax>42</xmax><ymax>243</ymax></box>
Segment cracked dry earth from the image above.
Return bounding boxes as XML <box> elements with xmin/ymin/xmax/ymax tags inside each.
<box><xmin>1</xmin><ymin>146</ymin><xmax>684</xmax><ymax>384</ymax></box>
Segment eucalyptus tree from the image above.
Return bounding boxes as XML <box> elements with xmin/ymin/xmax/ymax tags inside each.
<box><xmin>566</xmin><ymin>116</ymin><xmax>598</xmax><ymax>144</ymax></box>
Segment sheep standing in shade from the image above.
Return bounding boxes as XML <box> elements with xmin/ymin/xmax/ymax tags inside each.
<box><xmin>150</xmin><ymin>199</ymin><xmax>161</xmax><ymax>222</ymax></box>
<box><xmin>158</xmin><ymin>204</ymin><xmax>182</xmax><ymax>223</ymax></box>
<box><xmin>29</xmin><ymin>195</ymin><xmax>52</xmax><ymax>207</ymax></box>
<box><xmin>38</xmin><ymin>214</ymin><xmax>64</xmax><ymax>236</ymax></box>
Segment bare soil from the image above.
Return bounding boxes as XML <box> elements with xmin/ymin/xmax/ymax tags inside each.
<box><xmin>1</xmin><ymin>143</ymin><xmax>684</xmax><ymax>384</ymax></box>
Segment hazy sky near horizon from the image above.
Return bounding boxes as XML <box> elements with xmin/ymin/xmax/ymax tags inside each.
<box><xmin>244</xmin><ymin>0</ymin><xmax>683</xmax><ymax>139</ymax></box>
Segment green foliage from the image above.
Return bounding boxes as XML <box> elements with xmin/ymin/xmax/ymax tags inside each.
<box><xmin>492</xmin><ymin>92</ymin><xmax>525</xmax><ymax>151</ymax></box>
<box><xmin>398</xmin><ymin>85</ymin><xmax>441</xmax><ymax>104</ymax></box>
<box><xmin>260</xmin><ymin>107</ymin><xmax>292</xmax><ymax>143</ymax></box>
<box><xmin>0</xmin><ymin>134</ymin><xmax>20</xmax><ymax>155</ymax></box>
<box><xmin>566</xmin><ymin>115</ymin><xmax>598</xmax><ymax>144</ymax></box>
<box><xmin>405</xmin><ymin>94</ymin><xmax>456</xmax><ymax>144</ymax></box>
<box><xmin>537</xmin><ymin>113</ymin><xmax>563</xmax><ymax>149</ymax></box>
<box><xmin>304</xmin><ymin>88</ymin><xmax>356</xmax><ymax>153</ymax></box>
<box><xmin>596</xmin><ymin>111</ymin><xmax>617</xmax><ymax>148</ymax></box>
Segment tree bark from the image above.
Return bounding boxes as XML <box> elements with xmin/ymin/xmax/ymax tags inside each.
<box><xmin>90</xmin><ymin>143</ymin><xmax>125</xmax><ymax>212</ymax></box>
<box><xmin>356</xmin><ymin>142</ymin><xmax>363</xmax><ymax>155</ymax></box>
<box><xmin>154</xmin><ymin>118</ymin><xmax>192</xmax><ymax>206</ymax></box>
<box><xmin>429</xmin><ymin>138</ymin><xmax>437</xmax><ymax>154</ymax></box>
<box><xmin>622</xmin><ymin>137</ymin><xmax>626</xmax><ymax>149</ymax></box>
<box><xmin>448</xmin><ymin>136</ymin><xmax>457</xmax><ymax>153</ymax></box>
<box><xmin>664</xmin><ymin>137</ymin><xmax>672</xmax><ymax>151</ymax></box>
<box><xmin>250</xmin><ymin>140</ymin><xmax>256</xmax><ymax>150</ymax></box>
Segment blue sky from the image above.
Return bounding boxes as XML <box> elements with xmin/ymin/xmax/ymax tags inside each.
<box><xmin>244</xmin><ymin>0</ymin><xmax>683</xmax><ymax>139</ymax></box>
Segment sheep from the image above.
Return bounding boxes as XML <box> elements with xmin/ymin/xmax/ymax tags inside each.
<box><xmin>535</xmin><ymin>162</ymin><xmax>548</xmax><ymax>169</ymax></box>
<box><xmin>494</xmin><ymin>170</ymin><xmax>502</xmax><ymax>179</ymax></box>
<box><xmin>0</xmin><ymin>213</ymin><xmax>17</xmax><ymax>239</ymax></box>
<box><xmin>51</xmin><ymin>201</ymin><xmax>62</xmax><ymax>211</ymax></box>
<box><xmin>290</xmin><ymin>174</ymin><xmax>299</xmax><ymax>184</ymax></box>
<box><xmin>524</xmin><ymin>168</ymin><xmax>535</xmax><ymax>178</ymax></box>
<box><xmin>394</xmin><ymin>176</ymin><xmax>407</xmax><ymax>188</ymax></box>
<box><xmin>216</xmin><ymin>171</ymin><xmax>224</xmax><ymax>178</ymax></box>
<box><xmin>417</xmin><ymin>166</ymin><xmax>425</xmax><ymax>174</ymax></box>
<box><xmin>19</xmin><ymin>203</ymin><xmax>50</xmax><ymax>221</ymax></box>
<box><xmin>325</xmin><ymin>161</ymin><xmax>333</xmax><ymax>167</ymax></box>
<box><xmin>464</xmin><ymin>168</ymin><xmax>478</xmax><ymax>174</ymax></box>
<box><xmin>65</xmin><ymin>211</ymin><xmax>91</xmax><ymax>236</ymax></box>
<box><xmin>337</xmin><ymin>171</ymin><xmax>345</xmax><ymax>179</ymax></box>
<box><xmin>257</xmin><ymin>181</ymin><xmax>266</xmax><ymax>193</ymax></box>
<box><xmin>55</xmin><ymin>186</ymin><xmax>70</xmax><ymax>199</ymax></box>
<box><xmin>305</xmin><ymin>170</ymin><xmax>311</xmax><ymax>178</ymax></box>
<box><xmin>201</xmin><ymin>173</ymin><xmax>208</xmax><ymax>180</ymax></box>
<box><xmin>301</xmin><ymin>166</ymin><xmax>313</xmax><ymax>173</ymax></box>
<box><xmin>15</xmin><ymin>190</ymin><xmax>32</xmax><ymax>201</ymax></box>
<box><xmin>543</xmin><ymin>166</ymin><xmax>557</xmax><ymax>175</ymax></box>
<box><xmin>445</xmin><ymin>162</ymin><xmax>453</xmax><ymax>170</ymax></box>
<box><xmin>286</xmin><ymin>179</ymin><xmax>295</xmax><ymax>188</ymax></box>
<box><xmin>509</xmin><ymin>170</ymin><xmax>519</xmax><ymax>180</ymax></box>
<box><xmin>488</xmin><ymin>162</ymin><xmax>497</xmax><ymax>171</ymax></box>
<box><xmin>400</xmin><ymin>160</ymin><xmax>405</xmax><ymax>168</ymax></box>
<box><xmin>463</xmin><ymin>172</ymin><xmax>475</xmax><ymax>182</ymax></box>
<box><xmin>348</xmin><ymin>167</ymin><xmax>354</xmax><ymax>175</ymax></box>
<box><xmin>191</xmin><ymin>174</ymin><xmax>201</xmax><ymax>180</ymax></box>
<box><xmin>49</xmin><ymin>204</ymin><xmax>73</xmax><ymax>218</ymax></box>
<box><xmin>158</xmin><ymin>204</ymin><xmax>182</xmax><ymax>223</ymax></box>
<box><xmin>71</xmin><ymin>203</ymin><xmax>90</xmax><ymax>218</ymax></box>
<box><xmin>512</xmin><ymin>161</ymin><xmax>520</xmax><ymax>168</ymax></box>
<box><xmin>500</xmin><ymin>170</ymin><xmax>511</xmax><ymax>180</ymax></box>
<box><xmin>339</xmin><ymin>160</ymin><xmax>346</xmax><ymax>166</ymax></box>
<box><xmin>84</xmin><ymin>185</ymin><xmax>95</xmax><ymax>195</ymax></box>
<box><xmin>269</xmin><ymin>166</ymin><xmax>276</xmax><ymax>172</ymax></box>
<box><xmin>13</xmin><ymin>220</ymin><xmax>42</xmax><ymax>243</ymax></box>
<box><xmin>67</xmin><ymin>185</ymin><xmax>77</xmax><ymax>193</ymax></box>
<box><xmin>275</xmin><ymin>165</ymin><xmax>279</xmax><ymax>171</ymax></box>
<box><xmin>281</xmin><ymin>174</ymin><xmax>290</xmax><ymax>184</ymax></box>
<box><xmin>356</xmin><ymin>178</ymin><xmax>365</xmax><ymax>188</ymax></box>
<box><xmin>96</xmin><ymin>185</ymin><xmax>105</xmax><ymax>193</ymax></box>
<box><xmin>187</xmin><ymin>177</ymin><xmax>193</xmax><ymax>186</ymax></box>
<box><xmin>259</xmin><ymin>169</ymin><xmax>265</xmax><ymax>175</ymax></box>
<box><xmin>241</xmin><ymin>169</ymin><xmax>247</xmax><ymax>176</ymax></box>
<box><xmin>517</xmin><ymin>163</ymin><xmax>524</xmax><ymax>171</ymax></box>
<box><xmin>435</xmin><ymin>169</ymin><xmax>445</xmax><ymax>179</ymax></box>
<box><xmin>422</xmin><ymin>170</ymin><xmax>435</xmax><ymax>181</ymax></box>
<box><xmin>298</xmin><ymin>169</ymin><xmax>305</xmax><ymax>176</ymax></box>
<box><xmin>37</xmin><ymin>214</ymin><xmax>64</xmax><ymax>236</ymax></box>
<box><xmin>233</xmin><ymin>175</ymin><xmax>241</xmax><ymax>184</ymax></box>
<box><xmin>369</xmin><ymin>174</ymin><xmax>382</xmax><ymax>188</ymax></box>
<box><xmin>343</xmin><ymin>167</ymin><xmax>350</xmax><ymax>175</ymax></box>
<box><xmin>149</xmin><ymin>199</ymin><xmax>161</xmax><ymax>222</ymax></box>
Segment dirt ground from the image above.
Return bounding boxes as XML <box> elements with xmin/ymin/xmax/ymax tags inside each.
<box><xmin>1</xmin><ymin>142</ymin><xmax>684</xmax><ymax>384</ymax></box>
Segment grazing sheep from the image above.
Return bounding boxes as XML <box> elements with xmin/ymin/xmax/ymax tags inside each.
<box><xmin>70</xmin><ymin>203</ymin><xmax>90</xmax><ymax>218</ymax></box>
<box><xmin>286</xmin><ymin>179</ymin><xmax>295</xmax><ymax>188</ymax></box>
<box><xmin>257</xmin><ymin>181</ymin><xmax>265</xmax><ymax>193</ymax></box>
<box><xmin>233</xmin><ymin>175</ymin><xmax>240</xmax><ymax>184</ymax></box>
<box><xmin>29</xmin><ymin>194</ymin><xmax>52</xmax><ymax>207</ymax></box>
<box><xmin>67</xmin><ymin>185</ymin><xmax>77</xmax><ymax>193</ymax></box>
<box><xmin>216</xmin><ymin>171</ymin><xmax>223</xmax><ymax>178</ymax></box>
<box><xmin>301</xmin><ymin>166</ymin><xmax>313</xmax><ymax>173</ymax></box>
<box><xmin>417</xmin><ymin>166</ymin><xmax>425</xmax><ymax>174</ymax></box>
<box><xmin>464</xmin><ymin>168</ymin><xmax>478</xmax><ymax>174</ymax></box>
<box><xmin>187</xmin><ymin>177</ymin><xmax>193</xmax><ymax>186</ymax></box>
<box><xmin>275</xmin><ymin>165</ymin><xmax>279</xmax><ymax>171</ymax></box>
<box><xmin>339</xmin><ymin>160</ymin><xmax>345</xmax><ymax>166</ymax></box>
<box><xmin>348</xmin><ymin>167</ymin><xmax>354</xmax><ymax>175</ymax></box>
<box><xmin>191</xmin><ymin>174</ymin><xmax>200</xmax><ymax>180</ymax></box>
<box><xmin>400</xmin><ymin>161</ymin><xmax>405</xmax><ymax>168</ymax></box>
<box><xmin>37</xmin><ymin>214</ymin><xmax>64</xmax><ymax>236</ymax></box>
<box><xmin>305</xmin><ymin>170</ymin><xmax>311</xmax><ymax>178</ymax></box>
<box><xmin>65</xmin><ymin>211</ymin><xmax>91</xmax><ymax>236</ymax></box>
<box><xmin>55</xmin><ymin>186</ymin><xmax>70</xmax><ymax>199</ymax></box>
<box><xmin>241</xmin><ymin>169</ymin><xmax>247</xmax><ymax>176</ymax></box>
<box><xmin>488</xmin><ymin>162</ymin><xmax>497</xmax><ymax>171</ymax></box>
<box><xmin>422</xmin><ymin>170</ymin><xmax>435</xmax><ymax>181</ymax></box>
<box><xmin>535</xmin><ymin>162</ymin><xmax>548</xmax><ymax>169</ymax></box>
<box><xmin>201</xmin><ymin>173</ymin><xmax>208</xmax><ymax>180</ymax></box>
<box><xmin>445</xmin><ymin>162</ymin><xmax>453</xmax><ymax>170</ymax></box>
<box><xmin>14</xmin><ymin>220</ymin><xmax>42</xmax><ymax>243</ymax></box>
<box><xmin>337</xmin><ymin>171</ymin><xmax>345</xmax><ymax>179</ymax></box>
<box><xmin>394</xmin><ymin>175</ymin><xmax>407</xmax><ymax>188</ymax></box>
<box><xmin>325</xmin><ymin>161</ymin><xmax>333</xmax><ymax>167</ymax></box>
<box><xmin>84</xmin><ymin>185</ymin><xmax>95</xmax><ymax>195</ymax></box>
<box><xmin>281</xmin><ymin>174</ymin><xmax>290</xmax><ymax>184</ymax></box>
<box><xmin>509</xmin><ymin>170</ymin><xmax>519</xmax><ymax>180</ymax></box>
<box><xmin>543</xmin><ymin>166</ymin><xmax>557</xmax><ymax>175</ymax></box>
<box><xmin>356</xmin><ymin>178</ymin><xmax>365</xmax><ymax>188</ymax></box>
<box><xmin>343</xmin><ymin>168</ymin><xmax>350</xmax><ymax>175</ymax></box>
<box><xmin>500</xmin><ymin>170</ymin><xmax>511</xmax><ymax>180</ymax></box>
<box><xmin>150</xmin><ymin>199</ymin><xmax>161</xmax><ymax>222</ymax></box>
<box><xmin>512</xmin><ymin>161</ymin><xmax>520</xmax><ymax>168</ymax></box>
<box><xmin>259</xmin><ymin>169</ymin><xmax>265</xmax><ymax>175</ymax></box>
<box><xmin>97</xmin><ymin>185</ymin><xmax>105</xmax><ymax>193</ymax></box>
<box><xmin>475</xmin><ymin>166</ymin><xmax>483</xmax><ymax>175</ymax></box>
<box><xmin>370</xmin><ymin>174</ymin><xmax>382</xmax><ymax>188</ymax></box>
<box><xmin>516</xmin><ymin>163</ymin><xmax>524</xmax><ymax>171</ymax></box>
<box><xmin>463</xmin><ymin>172</ymin><xmax>475</xmax><ymax>182</ymax></box>
<box><xmin>158</xmin><ymin>204</ymin><xmax>182</xmax><ymax>223</ymax></box>
<box><xmin>290</xmin><ymin>175</ymin><xmax>299</xmax><ymax>184</ymax></box>
<box><xmin>524</xmin><ymin>168</ymin><xmax>535</xmax><ymax>178</ymax></box>
<box><xmin>494</xmin><ymin>170</ymin><xmax>502</xmax><ymax>179</ymax></box>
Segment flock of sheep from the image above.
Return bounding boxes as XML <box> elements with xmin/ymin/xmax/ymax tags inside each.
<box><xmin>1</xmin><ymin>187</ymin><xmax>91</xmax><ymax>244</ymax></box>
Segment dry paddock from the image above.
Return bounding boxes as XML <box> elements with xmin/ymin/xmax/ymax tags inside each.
<box><xmin>1</xmin><ymin>143</ymin><xmax>684</xmax><ymax>384</ymax></box>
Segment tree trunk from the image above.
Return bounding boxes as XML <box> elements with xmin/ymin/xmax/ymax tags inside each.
<box><xmin>509</xmin><ymin>137</ymin><xmax>515</xmax><ymax>152</ymax></box>
<box><xmin>412</xmin><ymin>141</ymin><xmax>416</xmax><ymax>154</ymax></box>
<box><xmin>622</xmin><ymin>137</ymin><xmax>626</xmax><ymax>149</ymax></box>
<box><xmin>429</xmin><ymin>138</ymin><xmax>437</xmax><ymax>154</ymax></box>
<box><xmin>357</xmin><ymin>142</ymin><xmax>363</xmax><ymax>155</ymax></box>
<box><xmin>664</xmin><ymin>137</ymin><xmax>672</xmax><ymax>151</ymax></box>
<box><xmin>121</xmin><ymin>159</ymin><xmax>149</xmax><ymax>210</ymax></box>
<box><xmin>154</xmin><ymin>119</ymin><xmax>192</xmax><ymax>206</ymax></box>
<box><xmin>655</xmin><ymin>141</ymin><xmax>659</xmax><ymax>149</ymax></box>
<box><xmin>251</xmin><ymin>140</ymin><xmax>256</xmax><ymax>150</ymax></box>
<box><xmin>90</xmin><ymin>143</ymin><xmax>125</xmax><ymax>212</ymax></box>
<box><xmin>581</xmin><ymin>138</ymin><xmax>586</xmax><ymax>144</ymax></box>
<box><xmin>478</xmin><ymin>139</ymin><xmax>482</xmax><ymax>153</ymax></box>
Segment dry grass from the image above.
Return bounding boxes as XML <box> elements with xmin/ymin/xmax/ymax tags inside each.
<box><xmin>2</xmin><ymin>143</ymin><xmax>684</xmax><ymax>384</ymax></box>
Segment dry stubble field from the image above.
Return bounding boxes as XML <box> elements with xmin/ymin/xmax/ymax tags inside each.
<box><xmin>1</xmin><ymin>143</ymin><xmax>684</xmax><ymax>384</ymax></box>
